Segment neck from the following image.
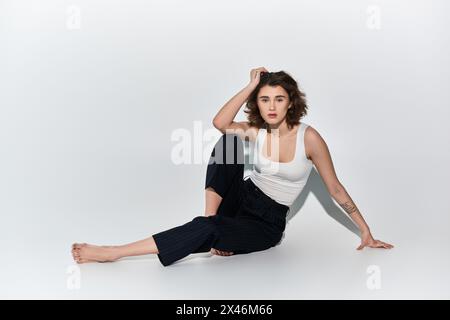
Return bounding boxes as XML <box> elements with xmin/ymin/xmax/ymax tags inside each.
<box><xmin>267</xmin><ymin>119</ymin><xmax>291</xmax><ymax>136</ymax></box>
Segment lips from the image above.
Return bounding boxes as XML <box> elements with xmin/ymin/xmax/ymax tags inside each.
<box><xmin>268</xmin><ymin>113</ymin><xmax>277</xmax><ymax>117</ymax></box>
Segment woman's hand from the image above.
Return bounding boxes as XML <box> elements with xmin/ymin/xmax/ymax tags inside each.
<box><xmin>249</xmin><ymin>67</ymin><xmax>269</xmax><ymax>87</ymax></box>
<box><xmin>210</xmin><ymin>248</ymin><xmax>234</xmax><ymax>256</ymax></box>
<box><xmin>357</xmin><ymin>230</ymin><xmax>394</xmax><ymax>250</ymax></box>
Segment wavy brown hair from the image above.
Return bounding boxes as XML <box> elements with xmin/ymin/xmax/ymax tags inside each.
<box><xmin>243</xmin><ymin>71</ymin><xmax>308</xmax><ymax>131</ymax></box>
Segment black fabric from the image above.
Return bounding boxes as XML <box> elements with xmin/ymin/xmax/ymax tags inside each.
<box><xmin>152</xmin><ymin>133</ymin><xmax>289</xmax><ymax>267</ymax></box>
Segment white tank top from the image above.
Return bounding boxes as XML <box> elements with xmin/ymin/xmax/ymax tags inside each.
<box><xmin>246</xmin><ymin>122</ymin><xmax>314</xmax><ymax>207</ymax></box>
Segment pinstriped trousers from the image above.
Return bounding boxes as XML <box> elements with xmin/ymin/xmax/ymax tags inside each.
<box><xmin>152</xmin><ymin>133</ymin><xmax>290</xmax><ymax>267</ymax></box>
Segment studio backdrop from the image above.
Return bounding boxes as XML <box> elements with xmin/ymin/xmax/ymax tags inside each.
<box><xmin>1</xmin><ymin>0</ymin><xmax>449</xmax><ymax>299</ymax></box>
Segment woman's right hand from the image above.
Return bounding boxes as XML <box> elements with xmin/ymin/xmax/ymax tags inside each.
<box><xmin>249</xmin><ymin>67</ymin><xmax>269</xmax><ymax>87</ymax></box>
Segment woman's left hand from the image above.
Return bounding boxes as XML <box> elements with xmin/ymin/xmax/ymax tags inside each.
<box><xmin>357</xmin><ymin>231</ymin><xmax>394</xmax><ymax>250</ymax></box>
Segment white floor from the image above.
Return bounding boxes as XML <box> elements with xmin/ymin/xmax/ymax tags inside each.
<box><xmin>2</xmin><ymin>200</ymin><xmax>449</xmax><ymax>300</ymax></box>
<box><xmin>2</xmin><ymin>0</ymin><xmax>450</xmax><ymax>301</ymax></box>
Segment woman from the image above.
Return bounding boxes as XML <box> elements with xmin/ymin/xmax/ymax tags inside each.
<box><xmin>72</xmin><ymin>67</ymin><xmax>393</xmax><ymax>266</ymax></box>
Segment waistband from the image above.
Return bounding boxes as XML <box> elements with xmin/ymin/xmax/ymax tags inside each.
<box><xmin>244</xmin><ymin>177</ymin><xmax>290</xmax><ymax>218</ymax></box>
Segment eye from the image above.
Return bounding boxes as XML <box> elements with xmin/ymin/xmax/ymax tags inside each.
<box><xmin>261</xmin><ymin>99</ymin><xmax>284</xmax><ymax>102</ymax></box>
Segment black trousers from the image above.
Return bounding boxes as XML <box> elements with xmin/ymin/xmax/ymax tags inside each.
<box><xmin>152</xmin><ymin>133</ymin><xmax>290</xmax><ymax>267</ymax></box>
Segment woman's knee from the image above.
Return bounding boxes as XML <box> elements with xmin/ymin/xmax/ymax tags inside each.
<box><xmin>192</xmin><ymin>216</ymin><xmax>220</xmax><ymax>234</ymax></box>
<box><xmin>218</xmin><ymin>133</ymin><xmax>243</xmax><ymax>148</ymax></box>
<box><xmin>211</xmin><ymin>133</ymin><xmax>244</xmax><ymax>165</ymax></box>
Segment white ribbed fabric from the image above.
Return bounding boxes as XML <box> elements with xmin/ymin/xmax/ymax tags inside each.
<box><xmin>247</xmin><ymin>122</ymin><xmax>314</xmax><ymax>207</ymax></box>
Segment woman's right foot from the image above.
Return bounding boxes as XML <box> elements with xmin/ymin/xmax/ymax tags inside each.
<box><xmin>71</xmin><ymin>243</ymin><xmax>122</xmax><ymax>264</ymax></box>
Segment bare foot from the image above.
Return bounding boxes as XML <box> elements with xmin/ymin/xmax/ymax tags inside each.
<box><xmin>210</xmin><ymin>248</ymin><xmax>234</xmax><ymax>256</ymax></box>
<box><xmin>71</xmin><ymin>243</ymin><xmax>122</xmax><ymax>264</ymax></box>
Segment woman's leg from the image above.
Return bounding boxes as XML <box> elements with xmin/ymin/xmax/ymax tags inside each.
<box><xmin>71</xmin><ymin>236</ymin><xmax>159</xmax><ymax>264</ymax></box>
<box><xmin>204</xmin><ymin>133</ymin><xmax>245</xmax><ymax>218</ymax></box>
<box><xmin>204</xmin><ymin>133</ymin><xmax>245</xmax><ymax>255</ymax></box>
<box><xmin>72</xmin><ymin>211</ymin><xmax>277</xmax><ymax>267</ymax></box>
<box><xmin>205</xmin><ymin>186</ymin><xmax>222</xmax><ymax>217</ymax></box>
<box><xmin>71</xmin><ymin>134</ymin><xmax>245</xmax><ymax>264</ymax></box>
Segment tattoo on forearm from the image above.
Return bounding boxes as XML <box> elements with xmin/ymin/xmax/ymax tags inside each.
<box><xmin>338</xmin><ymin>200</ymin><xmax>358</xmax><ymax>215</ymax></box>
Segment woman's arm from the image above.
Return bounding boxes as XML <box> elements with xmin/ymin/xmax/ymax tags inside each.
<box><xmin>212</xmin><ymin>68</ymin><xmax>269</xmax><ymax>143</ymax></box>
<box><xmin>212</xmin><ymin>67</ymin><xmax>268</xmax><ymax>129</ymax></box>
<box><xmin>212</xmin><ymin>83</ymin><xmax>256</xmax><ymax>130</ymax></box>
<box><xmin>305</xmin><ymin>126</ymin><xmax>394</xmax><ymax>250</ymax></box>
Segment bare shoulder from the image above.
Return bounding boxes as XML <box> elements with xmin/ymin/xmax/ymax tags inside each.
<box><xmin>215</xmin><ymin>121</ymin><xmax>259</xmax><ymax>143</ymax></box>
<box><xmin>304</xmin><ymin>124</ymin><xmax>321</xmax><ymax>140</ymax></box>
<box><xmin>304</xmin><ymin>124</ymin><xmax>326</xmax><ymax>160</ymax></box>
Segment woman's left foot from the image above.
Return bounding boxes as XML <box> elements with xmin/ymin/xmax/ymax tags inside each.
<box><xmin>71</xmin><ymin>243</ymin><xmax>122</xmax><ymax>264</ymax></box>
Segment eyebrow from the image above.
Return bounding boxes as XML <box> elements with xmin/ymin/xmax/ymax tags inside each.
<box><xmin>258</xmin><ymin>95</ymin><xmax>287</xmax><ymax>99</ymax></box>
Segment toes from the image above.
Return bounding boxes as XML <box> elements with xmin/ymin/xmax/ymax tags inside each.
<box><xmin>72</xmin><ymin>247</ymin><xmax>81</xmax><ymax>261</ymax></box>
<box><xmin>75</xmin><ymin>255</ymin><xmax>89</xmax><ymax>264</ymax></box>
<box><xmin>217</xmin><ymin>250</ymin><xmax>233</xmax><ymax>256</ymax></box>
<box><xmin>73</xmin><ymin>243</ymin><xmax>83</xmax><ymax>249</ymax></box>
<box><xmin>211</xmin><ymin>248</ymin><xmax>234</xmax><ymax>256</ymax></box>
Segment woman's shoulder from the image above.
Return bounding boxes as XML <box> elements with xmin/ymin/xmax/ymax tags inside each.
<box><xmin>302</xmin><ymin>122</ymin><xmax>317</xmax><ymax>137</ymax></box>
<box><xmin>303</xmin><ymin>123</ymin><xmax>326</xmax><ymax>161</ymax></box>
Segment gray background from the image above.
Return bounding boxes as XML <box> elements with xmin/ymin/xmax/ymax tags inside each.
<box><xmin>1</xmin><ymin>0</ymin><xmax>449</xmax><ymax>299</ymax></box>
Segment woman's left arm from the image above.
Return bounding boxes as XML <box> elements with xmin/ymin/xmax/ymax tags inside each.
<box><xmin>305</xmin><ymin>126</ymin><xmax>394</xmax><ymax>250</ymax></box>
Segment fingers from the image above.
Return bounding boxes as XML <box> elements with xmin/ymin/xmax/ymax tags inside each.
<box><xmin>374</xmin><ymin>241</ymin><xmax>394</xmax><ymax>249</ymax></box>
<box><xmin>252</xmin><ymin>67</ymin><xmax>269</xmax><ymax>76</ymax></box>
<box><xmin>380</xmin><ymin>240</ymin><xmax>394</xmax><ymax>249</ymax></box>
<box><xmin>366</xmin><ymin>240</ymin><xmax>394</xmax><ymax>249</ymax></box>
<box><xmin>258</xmin><ymin>68</ymin><xmax>269</xmax><ymax>75</ymax></box>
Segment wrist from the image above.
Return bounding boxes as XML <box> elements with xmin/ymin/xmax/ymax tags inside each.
<box><xmin>246</xmin><ymin>83</ymin><xmax>257</xmax><ymax>91</ymax></box>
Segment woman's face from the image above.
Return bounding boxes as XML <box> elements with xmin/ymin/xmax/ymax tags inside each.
<box><xmin>256</xmin><ymin>85</ymin><xmax>291</xmax><ymax>125</ymax></box>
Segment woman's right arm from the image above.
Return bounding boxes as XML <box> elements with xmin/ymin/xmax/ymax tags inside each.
<box><xmin>212</xmin><ymin>67</ymin><xmax>268</xmax><ymax>141</ymax></box>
